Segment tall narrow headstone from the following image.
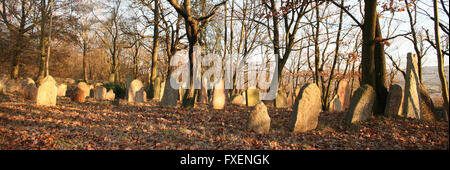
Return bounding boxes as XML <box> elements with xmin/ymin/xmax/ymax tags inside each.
<box><xmin>401</xmin><ymin>53</ymin><xmax>422</xmax><ymax>119</ymax></box>
<box><xmin>337</xmin><ymin>80</ymin><xmax>351</xmax><ymax>111</ymax></box>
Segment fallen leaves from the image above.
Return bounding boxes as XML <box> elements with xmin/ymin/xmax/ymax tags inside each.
<box><xmin>0</xmin><ymin>93</ymin><xmax>448</xmax><ymax>150</ymax></box>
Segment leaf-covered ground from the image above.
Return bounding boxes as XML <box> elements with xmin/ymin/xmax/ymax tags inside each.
<box><xmin>0</xmin><ymin>93</ymin><xmax>448</xmax><ymax>150</ymax></box>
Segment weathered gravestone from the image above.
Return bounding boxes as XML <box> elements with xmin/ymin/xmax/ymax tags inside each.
<box><xmin>161</xmin><ymin>77</ymin><xmax>179</xmax><ymax>107</ymax></box>
<box><xmin>401</xmin><ymin>53</ymin><xmax>422</xmax><ymax>119</ymax></box>
<box><xmin>94</xmin><ymin>86</ymin><xmax>107</xmax><ymax>100</ymax></box>
<box><xmin>212</xmin><ymin>79</ymin><xmax>226</xmax><ymax>110</ymax></box>
<box><xmin>105</xmin><ymin>89</ymin><xmax>115</xmax><ymax>101</ymax></box>
<box><xmin>289</xmin><ymin>83</ymin><xmax>322</xmax><ymax>132</ymax></box>
<box><xmin>329</xmin><ymin>95</ymin><xmax>342</xmax><ymax>112</ymax></box>
<box><xmin>275</xmin><ymin>90</ymin><xmax>289</xmax><ymax>108</ymax></box>
<box><xmin>77</xmin><ymin>82</ymin><xmax>90</xmax><ymax>99</ymax></box>
<box><xmin>247</xmin><ymin>102</ymin><xmax>271</xmax><ymax>133</ymax></box>
<box><xmin>23</xmin><ymin>83</ymin><xmax>38</xmax><ymax>100</ymax></box>
<box><xmin>36</xmin><ymin>76</ymin><xmax>58</xmax><ymax>106</ymax></box>
<box><xmin>337</xmin><ymin>80</ymin><xmax>351</xmax><ymax>111</ymax></box>
<box><xmin>5</xmin><ymin>79</ymin><xmax>21</xmax><ymax>93</ymax></box>
<box><xmin>71</xmin><ymin>87</ymin><xmax>85</xmax><ymax>103</ymax></box>
<box><xmin>246</xmin><ymin>88</ymin><xmax>260</xmax><ymax>107</ymax></box>
<box><xmin>21</xmin><ymin>78</ymin><xmax>35</xmax><ymax>91</ymax></box>
<box><xmin>57</xmin><ymin>84</ymin><xmax>67</xmax><ymax>97</ymax></box>
<box><xmin>128</xmin><ymin>79</ymin><xmax>147</xmax><ymax>103</ymax></box>
<box><xmin>419</xmin><ymin>84</ymin><xmax>436</xmax><ymax>121</ymax></box>
<box><xmin>384</xmin><ymin>84</ymin><xmax>403</xmax><ymax>116</ymax></box>
<box><xmin>345</xmin><ymin>84</ymin><xmax>376</xmax><ymax>124</ymax></box>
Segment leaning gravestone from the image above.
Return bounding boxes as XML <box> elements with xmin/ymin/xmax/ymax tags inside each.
<box><xmin>337</xmin><ymin>80</ymin><xmax>351</xmax><ymax>111</ymax></box>
<box><xmin>57</xmin><ymin>84</ymin><xmax>67</xmax><ymax>97</ymax></box>
<box><xmin>212</xmin><ymin>79</ymin><xmax>226</xmax><ymax>110</ymax></box>
<box><xmin>401</xmin><ymin>53</ymin><xmax>422</xmax><ymax>119</ymax></box>
<box><xmin>384</xmin><ymin>84</ymin><xmax>403</xmax><ymax>116</ymax></box>
<box><xmin>419</xmin><ymin>84</ymin><xmax>436</xmax><ymax>121</ymax></box>
<box><xmin>105</xmin><ymin>89</ymin><xmax>115</xmax><ymax>101</ymax></box>
<box><xmin>276</xmin><ymin>90</ymin><xmax>289</xmax><ymax>108</ymax></box>
<box><xmin>36</xmin><ymin>76</ymin><xmax>58</xmax><ymax>106</ymax></box>
<box><xmin>289</xmin><ymin>83</ymin><xmax>322</xmax><ymax>132</ymax></box>
<box><xmin>345</xmin><ymin>84</ymin><xmax>376</xmax><ymax>124</ymax></box>
<box><xmin>94</xmin><ymin>86</ymin><xmax>107</xmax><ymax>100</ymax></box>
<box><xmin>128</xmin><ymin>79</ymin><xmax>145</xmax><ymax>103</ymax></box>
<box><xmin>246</xmin><ymin>88</ymin><xmax>260</xmax><ymax>107</ymax></box>
<box><xmin>161</xmin><ymin>77</ymin><xmax>179</xmax><ymax>107</ymax></box>
<box><xmin>247</xmin><ymin>102</ymin><xmax>271</xmax><ymax>133</ymax></box>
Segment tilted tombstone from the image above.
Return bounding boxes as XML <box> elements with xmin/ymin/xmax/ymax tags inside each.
<box><xmin>247</xmin><ymin>102</ymin><xmax>271</xmax><ymax>134</ymax></box>
<box><xmin>289</xmin><ymin>83</ymin><xmax>322</xmax><ymax>132</ymax></box>
<box><xmin>345</xmin><ymin>84</ymin><xmax>376</xmax><ymax>124</ymax></box>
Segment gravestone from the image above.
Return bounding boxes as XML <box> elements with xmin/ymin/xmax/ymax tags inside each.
<box><xmin>36</xmin><ymin>76</ymin><xmax>57</xmax><ymax>106</ymax></box>
<box><xmin>247</xmin><ymin>102</ymin><xmax>271</xmax><ymax>133</ymax></box>
<box><xmin>57</xmin><ymin>84</ymin><xmax>67</xmax><ymax>97</ymax></box>
<box><xmin>161</xmin><ymin>77</ymin><xmax>178</xmax><ymax>107</ymax></box>
<box><xmin>77</xmin><ymin>82</ymin><xmax>90</xmax><ymax>99</ymax></box>
<box><xmin>246</xmin><ymin>88</ymin><xmax>260</xmax><ymax>107</ymax></box>
<box><xmin>329</xmin><ymin>95</ymin><xmax>342</xmax><ymax>112</ymax></box>
<box><xmin>94</xmin><ymin>86</ymin><xmax>107</xmax><ymax>100</ymax></box>
<box><xmin>128</xmin><ymin>79</ymin><xmax>146</xmax><ymax>103</ymax></box>
<box><xmin>21</xmin><ymin>78</ymin><xmax>35</xmax><ymax>91</ymax></box>
<box><xmin>5</xmin><ymin>79</ymin><xmax>21</xmax><ymax>93</ymax></box>
<box><xmin>345</xmin><ymin>84</ymin><xmax>376</xmax><ymax>124</ymax></box>
<box><xmin>419</xmin><ymin>84</ymin><xmax>436</xmax><ymax>121</ymax></box>
<box><xmin>401</xmin><ymin>53</ymin><xmax>422</xmax><ymax>119</ymax></box>
<box><xmin>337</xmin><ymin>80</ymin><xmax>351</xmax><ymax>111</ymax></box>
<box><xmin>212</xmin><ymin>79</ymin><xmax>226</xmax><ymax>110</ymax></box>
<box><xmin>105</xmin><ymin>89</ymin><xmax>115</xmax><ymax>101</ymax></box>
<box><xmin>71</xmin><ymin>87</ymin><xmax>85</xmax><ymax>103</ymax></box>
<box><xmin>276</xmin><ymin>90</ymin><xmax>289</xmax><ymax>108</ymax></box>
<box><xmin>289</xmin><ymin>83</ymin><xmax>322</xmax><ymax>132</ymax></box>
<box><xmin>384</xmin><ymin>84</ymin><xmax>403</xmax><ymax>116</ymax></box>
<box><xmin>23</xmin><ymin>83</ymin><xmax>38</xmax><ymax>100</ymax></box>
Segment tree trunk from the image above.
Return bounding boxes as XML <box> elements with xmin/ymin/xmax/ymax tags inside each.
<box><xmin>361</xmin><ymin>0</ymin><xmax>377</xmax><ymax>112</ymax></box>
<box><xmin>37</xmin><ymin>0</ymin><xmax>48</xmax><ymax>83</ymax></box>
<box><xmin>149</xmin><ymin>0</ymin><xmax>160</xmax><ymax>99</ymax></box>
<box><xmin>433</xmin><ymin>0</ymin><xmax>450</xmax><ymax>118</ymax></box>
<box><xmin>324</xmin><ymin>0</ymin><xmax>344</xmax><ymax>110</ymax></box>
<box><xmin>373</xmin><ymin>16</ymin><xmax>388</xmax><ymax>116</ymax></box>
